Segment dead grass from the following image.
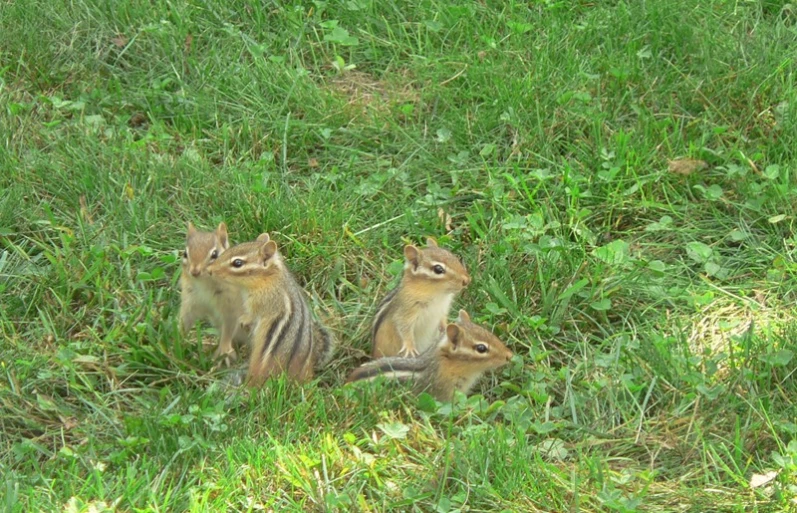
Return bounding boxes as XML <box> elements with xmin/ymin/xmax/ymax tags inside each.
<box><xmin>322</xmin><ymin>69</ymin><xmax>420</xmax><ymax>118</ymax></box>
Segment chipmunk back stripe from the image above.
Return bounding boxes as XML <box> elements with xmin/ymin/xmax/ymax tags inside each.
<box><xmin>273</xmin><ymin>294</ymin><xmax>301</xmax><ymax>362</ymax></box>
<box><xmin>286</xmin><ymin>297</ymin><xmax>310</xmax><ymax>371</ymax></box>
<box><xmin>371</xmin><ymin>287</ymin><xmax>398</xmax><ymax>339</ymax></box>
<box><xmin>375</xmin><ymin>286</ymin><xmax>398</xmax><ymax>311</ymax></box>
<box><xmin>260</xmin><ymin>294</ymin><xmax>293</xmax><ymax>361</ymax></box>
<box><xmin>260</xmin><ymin>313</ymin><xmax>285</xmax><ymax>360</ymax></box>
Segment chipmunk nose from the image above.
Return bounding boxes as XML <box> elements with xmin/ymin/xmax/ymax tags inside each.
<box><xmin>190</xmin><ymin>268</ymin><xmax>201</xmax><ymax>277</ymax></box>
<box><xmin>505</xmin><ymin>350</ymin><xmax>514</xmax><ymax>361</ymax></box>
<box><xmin>463</xmin><ymin>275</ymin><xmax>471</xmax><ymax>286</ymax></box>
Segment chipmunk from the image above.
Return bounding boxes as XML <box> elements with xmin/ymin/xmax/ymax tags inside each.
<box><xmin>371</xmin><ymin>237</ymin><xmax>471</xmax><ymax>359</ymax></box>
<box><xmin>179</xmin><ymin>221</ymin><xmax>248</xmax><ymax>361</ymax></box>
<box><xmin>205</xmin><ymin>234</ymin><xmax>335</xmax><ymax>386</ymax></box>
<box><xmin>348</xmin><ymin>310</ymin><xmax>513</xmax><ymax>402</ymax></box>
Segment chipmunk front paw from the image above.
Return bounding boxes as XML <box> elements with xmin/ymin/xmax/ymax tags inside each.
<box><xmin>213</xmin><ymin>347</ymin><xmax>238</xmax><ymax>367</ymax></box>
<box><xmin>398</xmin><ymin>345</ymin><xmax>420</xmax><ymax>357</ymax></box>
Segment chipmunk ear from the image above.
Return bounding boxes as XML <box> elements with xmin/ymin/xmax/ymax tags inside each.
<box><xmin>403</xmin><ymin>244</ymin><xmax>420</xmax><ymax>267</ymax></box>
<box><xmin>446</xmin><ymin>323</ymin><xmax>462</xmax><ymax>349</ymax></box>
<box><xmin>457</xmin><ymin>309</ymin><xmax>470</xmax><ymax>323</ymax></box>
<box><xmin>256</xmin><ymin>233</ymin><xmax>270</xmax><ymax>243</ymax></box>
<box><xmin>216</xmin><ymin>222</ymin><xmax>229</xmax><ymax>249</ymax></box>
<box><xmin>260</xmin><ymin>240</ymin><xmax>278</xmax><ymax>263</ymax></box>
<box><xmin>426</xmin><ymin>237</ymin><xmax>439</xmax><ymax>248</ymax></box>
<box><xmin>187</xmin><ymin>221</ymin><xmax>197</xmax><ymax>235</ymax></box>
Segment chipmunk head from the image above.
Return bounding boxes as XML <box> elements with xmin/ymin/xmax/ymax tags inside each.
<box><xmin>402</xmin><ymin>237</ymin><xmax>471</xmax><ymax>291</ymax></box>
<box><xmin>206</xmin><ymin>233</ymin><xmax>281</xmax><ymax>285</ymax></box>
<box><xmin>439</xmin><ymin>309</ymin><xmax>513</xmax><ymax>369</ymax></box>
<box><xmin>182</xmin><ymin>222</ymin><xmax>229</xmax><ymax>278</ymax></box>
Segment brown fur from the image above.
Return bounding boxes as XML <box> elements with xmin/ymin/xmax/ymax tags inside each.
<box><xmin>352</xmin><ymin>310</ymin><xmax>513</xmax><ymax>401</ymax></box>
<box><xmin>179</xmin><ymin>222</ymin><xmax>247</xmax><ymax>362</ymax></box>
<box><xmin>206</xmin><ymin>235</ymin><xmax>335</xmax><ymax>386</ymax></box>
<box><xmin>372</xmin><ymin>238</ymin><xmax>471</xmax><ymax>358</ymax></box>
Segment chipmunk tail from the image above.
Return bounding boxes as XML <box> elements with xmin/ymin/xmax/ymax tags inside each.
<box><xmin>314</xmin><ymin>324</ymin><xmax>336</xmax><ymax>370</ymax></box>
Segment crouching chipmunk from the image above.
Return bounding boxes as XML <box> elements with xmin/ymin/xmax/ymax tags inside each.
<box><xmin>349</xmin><ymin>310</ymin><xmax>513</xmax><ymax>401</ymax></box>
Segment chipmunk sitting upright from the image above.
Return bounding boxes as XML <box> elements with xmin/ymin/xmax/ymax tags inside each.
<box><xmin>205</xmin><ymin>234</ymin><xmax>335</xmax><ymax>386</ymax></box>
<box><xmin>179</xmin><ymin>222</ymin><xmax>247</xmax><ymax>362</ymax></box>
<box><xmin>371</xmin><ymin>238</ymin><xmax>470</xmax><ymax>358</ymax></box>
<box><xmin>348</xmin><ymin>310</ymin><xmax>513</xmax><ymax>401</ymax></box>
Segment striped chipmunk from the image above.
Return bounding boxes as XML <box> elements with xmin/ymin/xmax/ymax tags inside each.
<box><xmin>205</xmin><ymin>233</ymin><xmax>335</xmax><ymax>386</ymax></box>
<box><xmin>371</xmin><ymin>237</ymin><xmax>471</xmax><ymax>359</ymax></box>
<box><xmin>179</xmin><ymin>221</ymin><xmax>248</xmax><ymax>362</ymax></box>
<box><xmin>348</xmin><ymin>310</ymin><xmax>513</xmax><ymax>402</ymax></box>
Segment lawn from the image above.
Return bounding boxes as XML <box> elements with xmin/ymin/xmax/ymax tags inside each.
<box><xmin>1</xmin><ymin>0</ymin><xmax>797</xmax><ymax>511</ymax></box>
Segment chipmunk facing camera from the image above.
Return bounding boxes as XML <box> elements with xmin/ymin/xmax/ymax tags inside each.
<box><xmin>371</xmin><ymin>238</ymin><xmax>471</xmax><ymax>359</ymax></box>
<box><xmin>205</xmin><ymin>234</ymin><xmax>335</xmax><ymax>385</ymax></box>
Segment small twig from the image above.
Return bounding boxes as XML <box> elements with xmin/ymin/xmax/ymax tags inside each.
<box><xmin>352</xmin><ymin>213</ymin><xmax>406</xmax><ymax>237</ymax></box>
<box><xmin>282</xmin><ymin>112</ymin><xmax>291</xmax><ymax>175</ymax></box>
<box><xmin>439</xmin><ymin>65</ymin><xmax>468</xmax><ymax>87</ymax></box>
<box><xmin>635</xmin><ymin>376</ymin><xmax>657</xmax><ymax>444</ymax></box>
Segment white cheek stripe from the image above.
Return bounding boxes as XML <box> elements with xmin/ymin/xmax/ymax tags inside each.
<box><xmin>468</xmin><ymin>340</ymin><xmax>492</xmax><ymax>356</ymax></box>
<box><xmin>413</xmin><ymin>267</ymin><xmax>445</xmax><ymax>279</ymax></box>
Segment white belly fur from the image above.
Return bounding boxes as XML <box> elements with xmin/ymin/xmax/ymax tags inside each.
<box><xmin>191</xmin><ymin>277</ymin><xmax>240</xmax><ymax>327</ymax></box>
<box><xmin>413</xmin><ymin>293</ymin><xmax>454</xmax><ymax>354</ymax></box>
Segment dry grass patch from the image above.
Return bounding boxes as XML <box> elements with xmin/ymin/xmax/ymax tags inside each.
<box><xmin>321</xmin><ymin>69</ymin><xmax>420</xmax><ymax>119</ymax></box>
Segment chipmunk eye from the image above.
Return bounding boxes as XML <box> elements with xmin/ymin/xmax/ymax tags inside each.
<box><xmin>210</xmin><ymin>249</ymin><xmax>219</xmax><ymax>260</ymax></box>
<box><xmin>432</xmin><ymin>264</ymin><xmax>445</xmax><ymax>275</ymax></box>
<box><xmin>475</xmin><ymin>344</ymin><xmax>488</xmax><ymax>354</ymax></box>
<box><xmin>182</xmin><ymin>250</ymin><xmax>188</xmax><ymax>259</ymax></box>
<box><xmin>232</xmin><ymin>259</ymin><xmax>244</xmax><ymax>268</ymax></box>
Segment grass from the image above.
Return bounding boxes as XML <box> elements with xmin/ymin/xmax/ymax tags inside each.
<box><xmin>1</xmin><ymin>0</ymin><xmax>797</xmax><ymax>510</ymax></box>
